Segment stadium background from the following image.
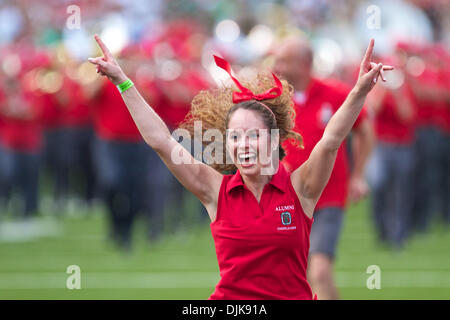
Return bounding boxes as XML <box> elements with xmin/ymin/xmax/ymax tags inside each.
<box><xmin>0</xmin><ymin>0</ymin><xmax>449</xmax><ymax>299</ymax></box>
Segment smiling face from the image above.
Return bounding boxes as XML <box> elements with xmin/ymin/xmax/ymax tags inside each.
<box><xmin>226</xmin><ymin>107</ymin><xmax>279</xmax><ymax>177</ymax></box>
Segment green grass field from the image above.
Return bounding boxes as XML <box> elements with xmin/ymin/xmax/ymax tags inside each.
<box><xmin>0</xmin><ymin>197</ymin><xmax>449</xmax><ymax>300</ymax></box>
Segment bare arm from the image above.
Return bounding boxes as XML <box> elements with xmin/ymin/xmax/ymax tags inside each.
<box><xmin>348</xmin><ymin>119</ymin><xmax>374</xmax><ymax>203</ymax></box>
<box><xmin>88</xmin><ymin>35</ymin><xmax>222</xmax><ymax>221</ymax></box>
<box><xmin>291</xmin><ymin>39</ymin><xmax>393</xmax><ymax>217</ymax></box>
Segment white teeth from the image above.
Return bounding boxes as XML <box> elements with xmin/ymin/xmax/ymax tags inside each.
<box><xmin>238</xmin><ymin>153</ymin><xmax>256</xmax><ymax>161</ymax></box>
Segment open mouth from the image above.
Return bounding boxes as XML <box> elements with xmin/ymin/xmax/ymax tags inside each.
<box><xmin>237</xmin><ymin>152</ymin><xmax>257</xmax><ymax>166</ymax></box>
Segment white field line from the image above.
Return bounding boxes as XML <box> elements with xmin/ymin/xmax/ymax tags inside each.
<box><xmin>0</xmin><ymin>271</ymin><xmax>449</xmax><ymax>289</ymax></box>
<box><xmin>0</xmin><ymin>272</ymin><xmax>219</xmax><ymax>289</ymax></box>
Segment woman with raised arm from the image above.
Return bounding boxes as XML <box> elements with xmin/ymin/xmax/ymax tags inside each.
<box><xmin>89</xmin><ymin>35</ymin><xmax>392</xmax><ymax>300</ymax></box>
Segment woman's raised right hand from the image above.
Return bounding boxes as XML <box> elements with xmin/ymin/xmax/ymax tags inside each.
<box><xmin>88</xmin><ymin>34</ymin><xmax>127</xmax><ymax>85</ymax></box>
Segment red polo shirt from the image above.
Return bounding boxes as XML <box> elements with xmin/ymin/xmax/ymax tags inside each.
<box><xmin>210</xmin><ymin>163</ymin><xmax>314</xmax><ymax>300</ymax></box>
<box><xmin>92</xmin><ymin>80</ymin><xmax>142</xmax><ymax>142</ymax></box>
<box><xmin>282</xmin><ymin>78</ymin><xmax>368</xmax><ymax>210</ymax></box>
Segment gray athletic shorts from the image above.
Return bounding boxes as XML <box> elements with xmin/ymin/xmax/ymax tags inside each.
<box><xmin>309</xmin><ymin>207</ymin><xmax>344</xmax><ymax>259</ymax></box>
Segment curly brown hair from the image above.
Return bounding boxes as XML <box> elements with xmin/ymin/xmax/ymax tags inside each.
<box><xmin>179</xmin><ymin>70</ymin><xmax>303</xmax><ymax>173</ymax></box>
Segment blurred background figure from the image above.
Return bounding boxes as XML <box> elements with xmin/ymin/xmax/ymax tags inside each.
<box><xmin>366</xmin><ymin>51</ymin><xmax>417</xmax><ymax>248</ymax></box>
<box><xmin>53</xmin><ymin>54</ymin><xmax>97</xmax><ymax>212</ymax></box>
<box><xmin>406</xmin><ymin>44</ymin><xmax>450</xmax><ymax>232</ymax></box>
<box><xmin>39</xmin><ymin>64</ymin><xmax>66</xmax><ymax>214</ymax></box>
<box><xmin>140</xmin><ymin>20</ymin><xmax>213</xmax><ymax>240</ymax></box>
<box><xmin>118</xmin><ymin>43</ymin><xmax>170</xmax><ymax>244</ymax></box>
<box><xmin>90</xmin><ymin>62</ymin><xmax>149</xmax><ymax>251</ymax></box>
<box><xmin>0</xmin><ymin>74</ymin><xmax>43</xmax><ymax>218</ymax></box>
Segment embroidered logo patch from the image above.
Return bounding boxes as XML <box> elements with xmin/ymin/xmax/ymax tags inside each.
<box><xmin>281</xmin><ymin>211</ymin><xmax>292</xmax><ymax>226</ymax></box>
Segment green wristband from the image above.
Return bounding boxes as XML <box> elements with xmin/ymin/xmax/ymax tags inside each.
<box><xmin>117</xmin><ymin>79</ymin><xmax>134</xmax><ymax>94</ymax></box>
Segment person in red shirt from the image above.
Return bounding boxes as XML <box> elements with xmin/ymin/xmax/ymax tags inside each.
<box><xmin>38</xmin><ymin>72</ymin><xmax>67</xmax><ymax>213</ymax></box>
<box><xmin>2</xmin><ymin>46</ymin><xmax>68</xmax><ymax>213</ymax></box>
<box><xmin>89</xmin><ymin>35</ymin><xmax>390</xmax><ymax>299</ymax></box>
<box><xmin>0</xmin><ymin>77</ymin><xmax>43</xmax><ymax>217</ymax></box>
<box><xmin>90</xmin><ymin>73</ymin><xmax>148</xmax><ymax>250</ymax></box>
<box><xmin>136</xmin><ymin>74</ymin><xmax>173</xmax><ymax>242</ymax></box>
<box><xmin>425</xmin><ymin>46</ymin><xmax>450</xmax><ymax>227</ymax></box>
<box><xmin>152</xmin><ymin>62</ymin><xmax>213</xmax><ymax>229</ymax></box>
<box><xmin>56</xmin><ymin>68</ymin><xmax>96</xmax><ymax>208</ymax></box>
<box><xmin>438</xmin><ymin>55</ymin><xmax>450</xmax><ymax>226</ymax></box>
<box><xmin>365</xmin><ymin>60</ymin><xmax>417</xmax><ymax>247</ymax></box>
<box><xmin>272</xmin><ymin>37</ymin><xmax>375</xmax><ymax>300</ymax></box>
<box><xmin>407</xmin><ymin>45</ymin><xmax>450</xmax><ymax>232</ymax></box>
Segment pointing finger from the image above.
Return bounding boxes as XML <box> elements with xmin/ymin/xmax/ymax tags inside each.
<box><xmin>362</xmin><ymin>39</ymin><xmax>375</xmax><ymax>67</ymax></box>
<box><xmin>94</xmin><ymin>34</ymin><xmax>113</xmax><ymax>60</ymax></box>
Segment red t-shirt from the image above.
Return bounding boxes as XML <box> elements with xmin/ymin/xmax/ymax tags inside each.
<box><xmin>0</xmin><ymin>89</ymin><xmax>5</xmax><ymax>137</ymax></box>
<box><xmin>433</xmin><ymin>69</ymin><xmax>450</xmax><ymax>134</ymax></box>
<box><xmin>374</xmin><ymin>85</ymin><xmax>417</xmax><ymax>144</ymax></box>
<box><xmin>0</xmin><ymin>90</ymin><xmax>43</xmax><ymax>152</ymax></box>
<box><xmin>40</xmin><ymin>92</ymin><xmax>63</xmax><ymax>129</ymax></box>
<box><xmin>92</xmin><ymin>80</ymin><xmax>142</xmax><ymax>142</ymax></box>
<box><xmin>59</xmin><ymin>77</ymin><xmax>92</xmax><ymax>128</ymax></box>
<box><xmin>156</xmin><ymin>69</ymin><xmax>210</xmax><ymax>129</ymax></box>
<box><xmin>210</xmin><ymin>163</ymin><xmax>314</xmax><ymax>300</ymax></box>
<box><xmin>282</xmin><ymin>78</ymin><xmax>368</xmax><ymax>210</ymax></box>
<box><xmin>413</xmin><ymin>68</ymin><xmax>444</xmax><ymax>128</ymax></box>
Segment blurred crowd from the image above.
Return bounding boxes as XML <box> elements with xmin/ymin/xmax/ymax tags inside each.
<box><xmin>0</xmin><ymin>0</ymin><xmax>448</xmax><ymax>250</ymax></box>
<box><xmin>366</xmin><ymin>42</ymin><xmax>450</xmax><ymax>248</ymax></box>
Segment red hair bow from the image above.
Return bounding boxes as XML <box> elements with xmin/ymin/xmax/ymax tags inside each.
<box><xmin>213</xmin><ymin>55</ymin><xmax>283</xmax><ymax>104</ymax></box>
